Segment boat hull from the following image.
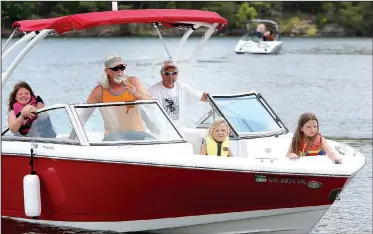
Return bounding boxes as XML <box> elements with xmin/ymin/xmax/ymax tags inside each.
<box><xmin>234</xmin><ymin>40</ymin><xmax>283</xmax><ymax>54</ymax></box>
<box><xmin>1</xmin><ymin>154</ymin><xmax>348</xmax><ymax>233</ymax></box>
<box><xmin>4</xmin><ymin>205</ymin><xmax>330</xmax><ymax>234</ymax></box>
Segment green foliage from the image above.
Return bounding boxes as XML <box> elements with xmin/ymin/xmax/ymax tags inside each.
<box><xmin>338</xmin><ymin>3</ymin><xmax>363</xmax><ymax>30</ymax></box>
<box><xmin>77</xmin><ymin>2</ymin><xmax>99</xmax><ymax>13</ymax></box>
<box><xmin>281</xmin><ymin>17</ymin><xmax>301</xmax><ymax>34</ymax></box>
<box><xmin>118</xmin><ymin>4</ymin><xmax>133</xmax><ymax>10</ymax></box>
<box><xmin>315</xmin><ymin>14</ymin><xmax>328</xmax><ymax>29</ymax></box>
<box><xmin>359</xmin><ymin>2</ymin><xmax>373</xmax><ymax>35</ymax></box>
<box><xmin>306</xmin><ymin>26</ymin><xmax>317</xmax><ymax>36</ymax></box>
<box><xmin>235</xmin><ymin>3</ymin><xmax>257</xmax><ymax>29</ymax></box>
<box><xmin>249</xmin><ymin>2</ymin><xmax>271</xmax><ymax>18</ymax></box>
<box><xmin>1</xmin><ymin>2</ymin><xmax>37</xmax><ymax>25</ymax></box>
<box><xmin>204</xmin><ymin>2</ymin><xmax>236</xmax><ymax>28</ymax></box>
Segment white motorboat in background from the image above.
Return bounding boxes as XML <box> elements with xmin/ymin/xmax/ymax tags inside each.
<box><xmin>235</xmin><ymin>19</ymin><xmax>283</xmax><ymax>54</ymax></box>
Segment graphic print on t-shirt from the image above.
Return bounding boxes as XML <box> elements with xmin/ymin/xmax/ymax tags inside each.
<box><xmin>162</xmin><ymin>96</ymin><xmax>180</xmax><ymax>120</ymax></box>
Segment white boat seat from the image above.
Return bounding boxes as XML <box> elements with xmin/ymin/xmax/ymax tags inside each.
<box><xmin>182</xmin><ymin>128</ymin><xmax>207</xmax><ymax>154</ymax></box>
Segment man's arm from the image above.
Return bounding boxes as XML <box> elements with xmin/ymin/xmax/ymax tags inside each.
<box><xmin>128</xmin><ymin>76</ymin><xmax>152</xmax><ymax>100</ymax></box>
<box><xmin>201</xmin><ymin>92</ymin><xmax>208</xmax><ymax>102</ymax></box>
<box><xmin>87</xmin><ymin>85</ymin><xmax>102</xmax><ymax>104</ymax></box>
<box><xmin>80</xmin><ymin>85</ymin><xmax>101</xmax><ymax>124</ymax></box>
<box><xmin>182</xmin><ymin>82</ymin><xmax>208</xmax><ymax>104</ymax></box>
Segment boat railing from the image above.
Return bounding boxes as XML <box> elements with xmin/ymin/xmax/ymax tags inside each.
<box><xmin>2</xmin><ymin>29</ymin><xmax>53</xmax><ymax>86</ymax></box>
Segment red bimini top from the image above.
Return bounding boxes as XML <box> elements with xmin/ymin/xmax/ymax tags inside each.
<box><xmin>12</xmin><ymin>9</ymin><xmax>228</xmax><ymax>34</ymax></box>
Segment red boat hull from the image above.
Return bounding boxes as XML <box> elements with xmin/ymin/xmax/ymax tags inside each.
<box><xmin>2</xmin><ymin>154</ymin><xmax>347</xmax><ymax>222</ymax></box>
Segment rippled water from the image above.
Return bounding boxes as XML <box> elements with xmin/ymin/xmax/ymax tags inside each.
<box><xmin>1</xmin><ymin>36</ymin><xmax>372</xmax><ymax>233</ymax></box>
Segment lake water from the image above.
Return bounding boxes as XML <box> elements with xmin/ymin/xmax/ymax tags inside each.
<box><xmin>1</xmin><ymin>36</ymin><xmax>372</xmax><ymax>233</ymax></box>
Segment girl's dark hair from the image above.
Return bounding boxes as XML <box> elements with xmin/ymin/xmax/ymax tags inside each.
<box><xmin>8</xmin><ymin>81</ymin><xmax>36</xmax><ymax>112</ymax></box>
<box><xmin>290</xmin><ymin>112</ymin><xmax>319</xmax><ymax>154</ymax></box>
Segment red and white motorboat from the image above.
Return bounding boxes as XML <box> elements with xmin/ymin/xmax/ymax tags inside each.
<box><xmin>1</xmin><ymin>9</ymin><xmax>366</xmax><ymax>234</ymax></box>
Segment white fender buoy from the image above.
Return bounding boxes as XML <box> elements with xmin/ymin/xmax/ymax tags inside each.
<box><xmin>23</xmin><ymin>174</ymin><xmax>41</xmax><ymax>218</ymax></box>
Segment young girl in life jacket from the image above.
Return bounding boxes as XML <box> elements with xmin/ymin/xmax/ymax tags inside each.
<box><xmin>7</xmin><ymin>81</ymin><xmax>45</xmax><ymax>136</ymax></box>
<box><xmin>200</xmin><ymin>119</ymin><xmax>233</xmax><ymax>157</ymax></box>
<box><xmin>287</xmin><ymin>112</ymin><xmax>342</xmax><ymax>164</ymax></box>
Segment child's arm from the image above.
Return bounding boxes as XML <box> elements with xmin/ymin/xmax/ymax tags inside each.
<box><xmin>227</xmin><ymin>148</ymin><xmax>233</xmax><ymax>157</ymax></box>
<box><xmin>321</xmin><ymin>137</ymin><xmax>342</xmax><ymax>164</ymax></box>
<box><xmin>286</xmin><ymin>143</ymin><xmax>299</xmax><ymax>160</ymax></box>
<box><xmin>199</xmin><ymin>143</ymin><xmax>207</xmax><ymax>155</ymax></box>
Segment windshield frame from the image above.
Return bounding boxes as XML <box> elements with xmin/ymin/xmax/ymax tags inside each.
<box><xmin>1</xmin><ymin>104</ymin><xmax>84</xmax><ymax>145</ymax></box>
<box><xmin>71</xmin><ymin>100</ymin><xmax>186</xmax><ymax>146</ymax></box>
<box><xmin>2</xmin><ymin>101</ymin><xmax>187</xmax><ymax>146</ymax></box>
<box><xmin>202</xmin><ymin>92</ymin><xmax>288</xmax><ymax>139</ymax></box>
<box><xmin>247</xmin><ymin>20</ymin><xmax>279</xmax><ymax>33</ymax></box>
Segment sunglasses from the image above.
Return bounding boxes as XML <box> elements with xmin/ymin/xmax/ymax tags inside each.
<box><xmin>109</xmin><ymin>65</ymin><xmax>126</xmax><ymax>71</ymax></box>
<box><xmin>162</xmin><ymin>71</ymin><xmax>178</xmax><ymax>76</ymax></box>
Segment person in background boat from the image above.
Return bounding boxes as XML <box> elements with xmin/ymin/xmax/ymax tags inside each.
<box><xmin>84</xmin><ymin>54</ymin><xmax>152</xmax><ymax>140</ymax></box>
<box><xmin>256</xmin><ymin>23</ymin><xmax>267</xmax><ymax>42</ymax></box>
<box><xmin>148</xmin><ymin>60</ymin><xmax>208</xmax><ymax>130</ymax></box>
<box><xmin>7</xmin><ymin>81</ymin><xmax>45</xmax><ymax>136</ymax></box>
<box><xmin>287</xmin><ymin>112</ymin><xmax>342</xmax><ymax>164</ymax></box>
<box><xmin>200</xmin><ymin>119</ymin><xmax>233</xmax><ymax>157</ymax></box>
<box><xmin>265</xmin><ymin>30</ymin><xmax>275</xmax><ymax>41</ymax></box>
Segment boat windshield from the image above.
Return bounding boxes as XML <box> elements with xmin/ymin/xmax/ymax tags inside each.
<box><xmin>73</xmin><ymin>102</ymin><xmax>184</xmax><ymax>144</ymax></box>
<box><xmin>1</xmin><ymin>106</ymin><xmax>79</xmax><ymax>144</ymax></box>
<box><xmin>241</xmin><ymin>33</ymin><xmax>260</xmax><ymax>42</ymax></box>
<box><xmin>198</xmin><ymin>94</ymin><xmax>283</xmax><ymax>136</ymax></box>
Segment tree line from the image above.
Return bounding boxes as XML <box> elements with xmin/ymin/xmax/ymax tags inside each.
<box><xmin>1</xmin><ymin>1</ymin><xmax>372</xmax><ymax>36</ymax></box>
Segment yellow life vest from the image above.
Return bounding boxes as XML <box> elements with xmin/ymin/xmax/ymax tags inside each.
<box><xmin>206</xmin><ymin>136</ymin><xmax>229</xmax><ymax>157</ymax></box>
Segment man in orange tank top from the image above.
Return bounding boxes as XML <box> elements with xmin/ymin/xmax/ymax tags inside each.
<box><xmin>83</xmin><ymin>54</ymin><xmax>152</xmax><ymax>140</ymax></box>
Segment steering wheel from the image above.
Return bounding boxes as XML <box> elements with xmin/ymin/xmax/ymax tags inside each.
<box><xmin>102</xmin><ymin>131</ymin><xmax>155</xmax><ymax>141</ymax></box>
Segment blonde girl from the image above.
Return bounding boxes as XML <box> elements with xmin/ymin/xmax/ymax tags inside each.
<box><xmin>200</xmin><ymin>119</ymin><xmax>233</xmax><ymax>157</ymax></box>
<box><xmin>287</xmin><ymin>112</ymin><xmax>342</xmax><ymax>164</ymax></box>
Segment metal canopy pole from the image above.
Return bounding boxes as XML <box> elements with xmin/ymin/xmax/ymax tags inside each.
<box><xmin>152</xmin><ymin>23</ymin><xmax>172</xmax><ymax>60</ymax></box>
<box><xmin>2</xmin><ymin>29</ymin><xmax>53</xmax><ymax>87</ymax></box>
<box><xmin>2</xmin><ymin>31</ymin><xmax>37</xmax><ymax>60</ymax></box>
<box><xmin>2</xmin><ymin>28</ymin><xmax>18</xmax><ymax>52</ymax></box>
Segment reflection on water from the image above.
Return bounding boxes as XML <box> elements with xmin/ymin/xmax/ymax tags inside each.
<box><xmin>1</xmin><ymin>37</ymin><xmax>372</xmax><ymax>233</ymax></box>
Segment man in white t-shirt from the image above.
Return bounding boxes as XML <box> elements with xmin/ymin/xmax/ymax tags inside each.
<box><xmin>148</xmin><ymin>60</ymin><xmax>207</xmax><ymax>129</ymax></box>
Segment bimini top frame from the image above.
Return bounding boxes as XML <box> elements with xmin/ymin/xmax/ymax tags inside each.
<box><xmin>2</xmin><ymin>9</ymin><xmax>228</xmax><ymax>86</ymax></box>
<box><xmin>247</xmin><ymin>19</ymin><xmax>279</xmax><ymax>33</ymax></box>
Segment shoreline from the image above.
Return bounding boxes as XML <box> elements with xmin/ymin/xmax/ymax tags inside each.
<box><xmin>1</xmin><ymin>22</ymin><xmax>369</xmax><ymax>38</ymax></box>
<box><xmin>2</xmin><ymin>31</ymin><xmax>370</xmax><ymax>38</ymax></box>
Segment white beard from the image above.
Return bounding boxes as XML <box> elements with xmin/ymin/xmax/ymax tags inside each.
<box><xmin>114</xmin><ymin>74</ymin><xmax>124</xmax><ymax>84</ymax></box>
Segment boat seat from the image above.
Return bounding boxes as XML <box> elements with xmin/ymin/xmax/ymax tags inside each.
<box><xmin>239</xmin><ymin>137</ymin><xmax>290</xmax><ymax>160</ymax></box>
<box><xmin>182</xmin><ymin>128</ymin><xmax>207</xmax><ymax>154</ymax></box>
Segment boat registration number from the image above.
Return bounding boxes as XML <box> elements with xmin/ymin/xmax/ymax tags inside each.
<box><xmin>255</xmin><ymin>175</ymin><xmax>306</xmax><ymax>185</ymax></box>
